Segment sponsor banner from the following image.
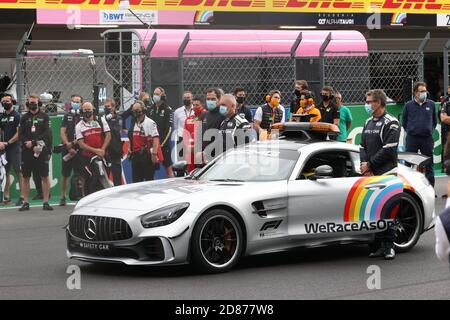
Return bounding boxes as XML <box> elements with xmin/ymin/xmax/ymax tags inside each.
<box><xmin>1</xmin><ymin>0</ymin><xmax>450</xmax><ymax>14</ymax></box>
<box><xmin>99</xmin><ymin>9</ymin><xmax>157</xmax><ymax>25</ymax></box>
<box><xmin>437</xmin><ymin>14</ymin><xmax>450</xmax><ymax>27</ymax></box>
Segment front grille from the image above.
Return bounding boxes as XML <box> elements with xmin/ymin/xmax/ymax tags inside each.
<box><xmin>69</xmin><ymin>215</ymin><xmax>133</xmax><ymax>242</ymax></box>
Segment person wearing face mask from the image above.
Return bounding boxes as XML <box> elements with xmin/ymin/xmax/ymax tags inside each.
<box><xmin>290</xmin><ymin>80</ymin><xmax>309</xmax><ymax>114</ymax></box>
<box><xmin>402</xmin><ymin>81</ymin><xmax>437</xmax><ymax>187</ymax></box>
<box><xmin>59</xmin><ymin>94</ymin><xmax>83</xmax><ymax>206</ymax></box>
<box><xmin>0</xmin><ymin>93</ymin><xmax>24</xmax><ymax>206</ymax></box>
<box><xmin>184</xmin><ymin>96</ymin><xmax>206</xmax><ymax>172</ymax></box>
<box><xmin>127</xmin><ymin>101</ymin><xmax>160</xmax><ymax>182</ymax></box>
<box><xmin>195</xmin><ymin>87</ymin><xmax>225</xmax><ymax>163</ymax></box>
<box><xmin>75</xmin><ymin>102</ymin><xmax>111</xmax><ymax>195</ymax></box>
<box><xmin>233</xmin><ymin>87</ymin><xmax>253</xmax><ymax>124</ymax></box>
<box><xmin>360</xmin><ymin>90</ymin><xmax>400</xmax><ymax>260</ymax></box>
<box><xmin>294</xmin><ymin>90</ymin><xmax>321</xmax><ymax>122</ymax></box>
<box><xmin>439</xmin><ymin>85</ymin><xmax>450</xmax><ymax>173</ymax></box>
<box><xmin>217</xmin><ymin>94</ymin><xmax>251</xmax><ymax>155</ymax></box>
<box><xmin>317</xmin><ymin>86</ymin><xmax>340</xmax><ymax>126</ymax></box>
<box><xmin>101</xmin><ymin>98</ymin><xmax>123</xmax><ymax>186</ymax></box>
<box><xmin>18</xmin><ymin>94</ymin><xmax>53</xmax><ymax>211</ymax></box>
<box><xmin>174</xmin><ymin>91</ymin><xmax>195</xmax><ymax>158</ymax></box>
<box><xmin>147</xmin><ymin>87</ymin><xmax>174</xmax><ymax>178</ymax></box>
<box><xmin>254</xmin><ymin>90</ymin><xmax>284</xmax><ymax>140</ymax></box>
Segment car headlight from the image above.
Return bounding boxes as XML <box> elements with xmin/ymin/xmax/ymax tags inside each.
<box><xmin>140</xmin><ymin>203</ymin><xmax>190</xmax><ymax>228</ymax></box>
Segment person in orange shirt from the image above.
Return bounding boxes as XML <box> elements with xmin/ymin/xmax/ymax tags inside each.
<box><xmin>295</xmin><ymin>91</ymin><xmax>321</xmax><ymax>122</ymax></box>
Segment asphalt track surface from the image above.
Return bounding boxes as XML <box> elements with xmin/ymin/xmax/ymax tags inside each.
<box><xmin>0</xmin><ymin>198</ymin><xmax>449</xmax><ymax>300</ymax></box>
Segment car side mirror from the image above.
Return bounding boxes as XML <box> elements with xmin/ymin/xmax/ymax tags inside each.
<box><xmin>311</xmin><ymin>165</ymin><xmax>333</xmax><ymax>180</ymax></box>
<box><xmin>172</xmin><ymin>160</ymin><xmax>187</xmax><ymax>177</ymax></box>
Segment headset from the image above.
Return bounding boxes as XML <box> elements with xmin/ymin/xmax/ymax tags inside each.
<box><xmin>25</xmin><ymin>99</ymin><xmax>43</xmax><ymax>109</ymax></box>
<box><xmin>0</xmin><ymin>93</ymin><xmax>17</xmax><ymax>105</ymax></box>
<box><xmin>299</xmin><ymin>91</ymin><xmax>315</xmax><ymax>109</ymax></box>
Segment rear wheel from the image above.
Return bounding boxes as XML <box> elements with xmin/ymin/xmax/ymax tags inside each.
<box><xmin>394</xmin><ymin>192</ymin><xmax>423</xmax><ymax>253</ymax></box>
<box><xmin>191</xmin><ymin>209</ymin><xmax>243</xmax><ymax>273</ymax></box>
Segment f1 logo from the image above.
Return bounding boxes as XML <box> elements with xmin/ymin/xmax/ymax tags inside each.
<box><xmin>260</xmin><ymin>220</ymin><xmax>282</xmax><ymax>231</ymax></box>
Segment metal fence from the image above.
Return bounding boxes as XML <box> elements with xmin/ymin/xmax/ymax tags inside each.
<box><xmin>322</xmin><ymin>51</ymin><xmax>424</xmax><ymax>104</ymax></box>
<box><xmin>17</xmin><ymin>51</ymin><xmax>151</xmax><ymax>112</ymax></box>
<box><xmin>14</xmin><ymin>36</ymin><xmax>430</xmax><ymax>110</ymax></box>
<box><xmin>182</xmin><ymin>56</ymin><xmax>296</xmax><ymax>107</ymax></box>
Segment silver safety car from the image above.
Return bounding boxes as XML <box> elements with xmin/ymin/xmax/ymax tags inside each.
<box><xmin>66</xmin><ymin>123</ymin><xmax>435</xmax><ymax>273</ymax></box>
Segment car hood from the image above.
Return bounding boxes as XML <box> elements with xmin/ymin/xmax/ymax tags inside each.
<box><xmin>75</xmin><ymin>178</ymin><xmax>243</xmax><ymax>212</ymax></box>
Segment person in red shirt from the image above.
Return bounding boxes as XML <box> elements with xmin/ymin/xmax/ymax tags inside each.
<box><xmin>127</xmin><ymin>101</ymin><xmax>161</xmax><ymax>182</ymax></box>
<box><xmin>183</xmin><ymin>96</ymin><xmax>206</xmax><ymax>173</ymax></box>
<box><xmin>75</xmin><ymin>102</ymin><xmax>111</xmax><ymax>195</ymax></box>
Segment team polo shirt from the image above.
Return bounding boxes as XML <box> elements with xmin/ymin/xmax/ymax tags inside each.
<box><xmin>131</xmin><ymin>116</ymin><xmax>159</xmax><ymax>153</ymax></box>
<box><xmin>75</xmin><ymin>117</ymin><xmax>110</xmax><ymax>158</ymax></box>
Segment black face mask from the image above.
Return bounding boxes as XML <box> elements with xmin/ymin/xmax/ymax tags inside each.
<box><xmin>104</xmin><ymin>108</ymin><xmax>112</xmax><ymax>115</ymax></box>
<box><xmin>29</xmin><ymin>103</ymin><xmax>38</xmax><ymax>111</ymax></box>
<box><xmin>132</xmin><ymin>111</ymin><xmax>143</xmax><ymax>119</ymax></box>
<box><xmin>236</xmin><ymin>97</ymin><xmax>245</xmax><ymax>104</ymax></box>
<box><xmin>83</xmin><ymin>111</ymin><xmax>93</xmax><ymax>119</ymax></box>
<box><xmin>321</xmin><ymin>95</ymin><xmax>330</xmax><ymax>102</ymax></box>
<box><xmin>183</xmin><ymin>99</ymin><xmax>191</xmax><ymax>107</ymax></box>
<box><xmin>295</xmin><ymin>89</ymin><xmax>301</xmax><ymax>97</ymax></box>
<box><xmin>143</xmin><ymin>99</ymin><xmax>151</xmax><ymax>107</ymax></box>
<box><xmin>2</xmin><ymin>102</ymin><xmax>13</xmax><ymax>110</ymax></box>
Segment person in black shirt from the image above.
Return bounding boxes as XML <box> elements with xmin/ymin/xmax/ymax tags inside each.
<box><xmin>196</xmin><ymin>87</ymin><xmax>225</xmax><ymax>164</ymax></box>
<box><xmin>440</xmin><ymin>85</ymin><xmax>450</xmax><ymax>171</ymax></box>
<box><xmin>147</xmin><ymin>87</ymin><xmax>174</xmax><ymax>178</ymax></box>
<box><xmin>233</xmin><ymin>87</ymin><xmax>253</xmax><ymax>124</ymax></box>
<box><xmin>19</xmin><ymin>94</ymin><xmax>53</xmax><ymax>211</ymax></box>
<box><xmin>218</xmin><ymin>94</ymin><xmax>252</xmax><ymax>155</ymax></box>
<box><xmin>59</xmin><ymin>94</ymin><xmax>82</xmax><ymax>206</ymax></box>
<box><xmin>360</xmin><ymin>89</ymin><xmax>400</xmax><ymax>260</ymax></box>
<box><xmin>317</xmin><ymin>86</ymin><xmax>340</xmax><ymax>126</ymax></box>
<box><xmin>0</xmin><ymin>93</ymin><xmax>23</xmax><ymax>205</ymax></box>
<box><xmin>102</xmin><ymin>98</ymin><xmax>123</xmax><ymax>186</ymax></box>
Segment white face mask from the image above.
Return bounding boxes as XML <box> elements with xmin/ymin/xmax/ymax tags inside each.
<box><xmin>419</xmin><ymin>92</ymin><xmax>427</xmax><ymax>102</ymax></box>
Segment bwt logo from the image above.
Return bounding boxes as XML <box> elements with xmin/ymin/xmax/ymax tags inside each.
<box><xmin>318</xmin><ymin>19</ymin><xmax>326</xmax><ymax>24</ymax></box>
<box><xmin>103</xmin><ymin>13</ymin><xmax>124</xmax><ymax>21</ymax></box>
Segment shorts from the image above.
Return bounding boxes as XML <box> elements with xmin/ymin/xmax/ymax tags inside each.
<box><xmin>21</xmin><ymin>148</ymin><xmax>49</xmax><ymax>178</ymax></box>
<box><xmin>161</xmin><ymin>144</ymin><xmax>173</xmax><ymax>168</ymax></box>
<box><xmin>5</xmin><ymin>145</ymin><xmax>21</xmax><ymax>173</ymax></box>
<box><xmin>62</xmin><ymin>152</ymin><xmax>82</xmax><ymax>178</ymax></box>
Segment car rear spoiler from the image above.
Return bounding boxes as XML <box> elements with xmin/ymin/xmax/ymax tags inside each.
<box><xmin>398</xmin><ymin>152</ymin><xmax>430</xmax><ymax>170</ymax></box>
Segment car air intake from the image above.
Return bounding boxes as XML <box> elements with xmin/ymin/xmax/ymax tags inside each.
<box><xmin>69</xmin><ymin>215</ymin><xmax>133</xmax><ymax>242</ymax></box>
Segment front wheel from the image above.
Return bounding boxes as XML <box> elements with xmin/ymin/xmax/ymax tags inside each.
<box><xmin>190</xmin><ymin>209</ymin><xmax>243</xmax><ymax>273</ymax></box>
<box><xmin>394</xmin><ymin>192</ymin><xmax>423</xmax><ymax>253</ymax></box>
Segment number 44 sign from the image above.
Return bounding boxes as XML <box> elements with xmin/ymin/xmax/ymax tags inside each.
<box><xmin>437</xmin><ymin>14</ymin><xmax>450</xmax><ymax>27</ymax></box>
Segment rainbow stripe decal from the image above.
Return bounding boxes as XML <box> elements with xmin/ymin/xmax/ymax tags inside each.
<box><xmin>344</xmin><ymin>176</ymin><xmax>404</xmax><ymax>222</ymax></box>
<box><xmin>194</xmin><ymin>11</ymin><xmax>214</xmax><ymax>24</ymax></box>
<box><xmin>391</xmin><ymin>13</ymin><xmax>407</xmax><ymax>25</ymax></box>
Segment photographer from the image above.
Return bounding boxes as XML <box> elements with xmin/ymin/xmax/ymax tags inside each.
<box><xmin>58</xmin><ymin>94</ymin><xmax>83</xmax><ymax>206</ymax></box>
<box><xmin>18</xmin><ymin>94</ymin><xmax>53</xmax><ymax>211</ymax></box>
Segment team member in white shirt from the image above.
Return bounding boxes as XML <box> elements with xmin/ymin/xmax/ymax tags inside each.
<box><xmin>173</xmin><ymin>91</ymin><xmax>194</xmax><ymax>159</ymax></box>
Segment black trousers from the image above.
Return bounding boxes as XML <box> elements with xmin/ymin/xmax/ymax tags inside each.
<box><xmin>131</xmin><ymin>153</ymin><xmax>155</xmax><ymax>183</ymax></box>
<box><xmin>109</xmin><ymin>158</ymin><xmax>123</xmax><ymax>186</ymax></box>
<box><xmin>406</xmin><ymin>135</ymin><xmax>435</xmax><ymax>186</ymax></box>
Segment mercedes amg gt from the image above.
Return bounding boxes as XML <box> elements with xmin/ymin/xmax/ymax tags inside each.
<box><xmin>66</xmin><ymin>123</ymin><xmax>435</xmax><ymax>273</ymax></box>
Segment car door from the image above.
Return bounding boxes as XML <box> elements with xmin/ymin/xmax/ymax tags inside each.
<box><xmin>287</xmin><ymin>148</ymin><xmax>403</xmax><ymax>239</ymax></box>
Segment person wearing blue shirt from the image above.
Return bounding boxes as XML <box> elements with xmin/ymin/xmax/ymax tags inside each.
<box><xmin>402</xmin><ymin>82</ymin><xmax>437</xmax><ymax>187</ymax></box>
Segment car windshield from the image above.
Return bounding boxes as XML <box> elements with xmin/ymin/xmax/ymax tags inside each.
<box><xmin>196</xmin><ymin>148</ymin><xmax>300</xmax><ymax>182</ymax></box>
